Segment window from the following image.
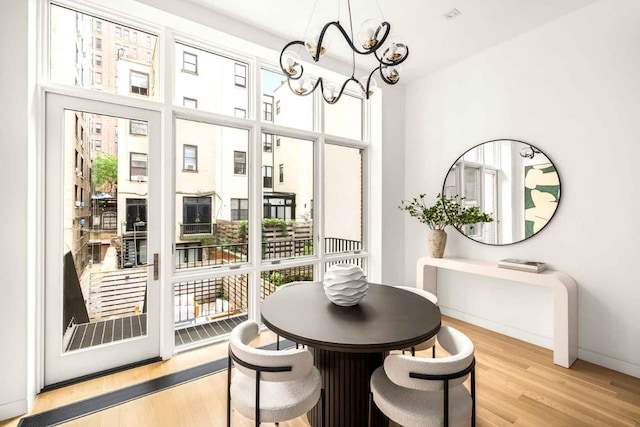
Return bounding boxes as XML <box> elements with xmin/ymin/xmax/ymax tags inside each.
<box><xmin>123</xmin><ymin>28</ymin><xmax>129</xmax><ymax>40</ymax></box>
<box><xmin>130</xmin><ymin>152</ymin><xmax>148</xmax><ymax>181</ymax></box>
<box><xmin>146</xmin><ymin>35</ymin><xmax>151</xmax><ymax>48</ymax></box>
<box><xmin>132</xmin><ymin>48</ymin><xmax>137</xmax><ymax>60</ymax></box>
<box><xmin>125</xmin><ymin>199</ymin><xmax>147</xmax><ymax>232</ymax></box>
<box><xmin>94</xmin><ymin>72</ymin><xmax>102</xmax><ymax>84</ymax></box>
<box><xmin>130</xmin><ymin>70</ymin><xmax>149</xmax><ymax>96</ymax></box>
<box><xmin>183</xmin><ymin>197</ymin><xmax>212</xmax><ymax>233</ymax></box>
<box><xmin>234</xmin><ymin>151</ymin><xmax>246</xmax><ymax>175</ymax></box>
<box><xmin>234</xmin><ymin>63</ymin><xmax>247</xmax><ymax>87</ymax></box>
<box><xmin>95</xmin><ymin>20</ymin><xmax>102</xmax><ymax>33</ymax></box>
<box><xmin>276</xmin><ymin>137</ymin><xmax>281</xmax><ymax>147</ymax></box>
<box><xmin>183</xmin><ymin>145</ymin><xmax>197</xmax><ymax>171</ymax></box>
<box><xmin>276</xmin><ymin>100</ymin><xmax>281</xmax><ymax>115</ymax></box>
<box><xmin>131</xmin><ymin>31</ymin><xmax>137</xmax><ymax>43</ymax></box>
<box><xmin>263</xmin><ymin>133</ymin><xmax>273</xmax><ymax>152</ymax></box>
<box><xmin>95</xmin><ymin>123</ymin><xmax>102</xmax><ymax>134</ymax></box>
<box><xmin>115</xmin><ymin>26</ymin><xmax>121</xmax><ymax>38</ymax></box>
<box><xmin>94</xmin><ymin>37</ymin><xmax>102</xmax><ymax>49</ymax></box>
<box><xmin>230</xmin><ymin>198</ymin><xmax>248</xmax><ymax>221</ymax></box>
<box><xmin>130</xmin><ymin>120</ymin><xmax>148</xmax><ymax>135</ymax></box>
<box><xmin>263</xmin><ymin>166</ymin><xmax>273</xmax><ymax>188</ymax></box>
<box><xmin>95</xmin><ymin>55</ymin><xmax>102</xmax><ymax>67</ymax></box>
<box><xmin>263</xmin><ymin>194</ymin><xmax>295</xmax><ymax>221</ymax></box>
<box><xmin>279</xmin><ymin>164</ymin><xmax>284</xmax><ymax>183</ymax></box>
<box><xmin>183</xmin><ymin>52</ymin><xmax>197</xmax><ymax>73</ymax></box>
<box><xmin>146</xmin><ymin>52</ymin><xmax>151</xmax><ymax>63</ymax></box>
<box><xmin>94</xmin><ymin>140</ymin><xmax>102</xmax><ymax>151</ymax></box>
<box><xmin>263</xmin><ymin>95</ymin><xmax>273</xmax><ymax>121</ymax></box>
<box><xmin>234</xmin><ymin>108</ymin><xmax>246</xmax><ymax>118</ymax></box>
<box><xmin>183</xmin><ymin>97</ymin><xmax>197</xmax><ymax>109</ymax></box>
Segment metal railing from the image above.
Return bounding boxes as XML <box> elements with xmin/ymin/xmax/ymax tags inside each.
<box><xmin>175</xmin><ymin>243</ymin><xmax>247</xmax><ymax>270</ymax></box>
<box><xmin>324</xmin><ymin>237</ymin><xmax>362</xmax><ymax>253</ymax></box>
<box><xmin>262</xmin><ymin>237</ymin><xmax>313</xmax><ymax>260</ymax></box>
<box><xmin>180</xmin><ymin>222</ymin><xmax>216</xmax><ymax>236</ymax></box>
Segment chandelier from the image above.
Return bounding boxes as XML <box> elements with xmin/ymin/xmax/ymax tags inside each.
<box><xmin>278</xmin><ymin>0</ymin><xmax>409</xmax><ymax>104</ymax></box>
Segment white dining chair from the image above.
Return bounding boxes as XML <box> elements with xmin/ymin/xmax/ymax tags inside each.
<box><xmin>227</xmin><ymin>319</ymin><xmax>324</xmax><ymax>426</ymax></box>
<box><xmin>395</xmin><ymin>286</ymin><xmax>439</xmax><ymax>357</ymax></box>
<box><xmin>369</xmin><ymin>325</ymin><xmax>476</xmax><ymax>427</ymax></box>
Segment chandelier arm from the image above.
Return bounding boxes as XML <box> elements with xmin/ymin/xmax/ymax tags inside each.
<box><xmin>286</xmin><ymin>76</ymin><xmax>321</xmax><ymax>97</ymax></box>
<box><xmin>364</xmin><ymin>67</ymin><xmax>379</xmax><ymax>99</ymax></box>
<box><xmin>314</xmin><ymin>21</ymin><xmax>392</xmax><ymax>62</ymax></box>
<box><xmin>374</xmin><ymin>44</ymin><xmax>410</xmax><ymax>66</ymax></box>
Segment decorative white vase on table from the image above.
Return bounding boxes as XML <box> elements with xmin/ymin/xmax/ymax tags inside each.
<box><xmin>323</xmin><ymin>264</ymin><xmax>368</xmax><ymax>306</ymax></box>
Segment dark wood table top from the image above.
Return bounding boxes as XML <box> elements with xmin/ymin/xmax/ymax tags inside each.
<box><xmin>261</xmin><ymin>282</ymin><xmax>441</xmax><ymax>353</ymax></box>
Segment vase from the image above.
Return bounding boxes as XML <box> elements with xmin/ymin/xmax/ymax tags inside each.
<box><xmin>428</xmin><ymin>229</ymin><xmax>447</xmax><ymax>258</ymax></box>
<box><xmin>323</xmin><ymin>264</ymin><xmax>368</xmax><ymax>306</ymax></box>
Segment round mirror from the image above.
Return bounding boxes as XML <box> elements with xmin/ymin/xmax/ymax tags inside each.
<box><xmin>442</xmin><ymin>139</ymin><xmax>561</xmax><ymax>245</ymax></box>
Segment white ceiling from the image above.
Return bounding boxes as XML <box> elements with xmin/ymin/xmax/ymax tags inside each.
<box><xmin>183</xmin><ymin>0</ymin><xmax>597</xmax><ymax>83</ymax></box>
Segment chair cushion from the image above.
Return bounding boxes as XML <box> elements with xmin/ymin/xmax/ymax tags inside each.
<box><xmin>230</xmin><ymin>366</ymin><xmax>322</xmax><ymax>423</ymax></box>
<box><xmin>371</xmin><ymin>366</ymin><xmax>472</xmax><ymax>427</ymax></box>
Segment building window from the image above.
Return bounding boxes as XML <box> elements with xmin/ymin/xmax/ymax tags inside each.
<box><xmin>230</xmin><ymin>198</ymin><xmax>249</xmax><ymax>221</ymax></box>
<box><xmin>234</xmin><ymin>108</ymin><xmax>246</xmax><ymax>118</ymax></box>
<box><xmin>234</xmin><ymin>151</ymin><xmax>246</xmax><ymax>175</ymax></box>
<box><xmin>94</xmin><ymin>140</ymin><xmax>102</xmax><ymax>151</ymax></box>
<box><xmin>146</xmin><ymin>35</ymin><xmax>151</xmax><ymax>48</ymax></box>
<box><xmin>95</xmin><ymin>55</ymin><xmax>102</xmax><ymax>67</ymax></box>
<box><xmin>132</xmin><ymin>31</ymin><xmax>137</xmax><ymax>43</ymax></box>
<box><xmin>279</xmin><ymin>164</ymin><xmax>284</xmax><ymax>183</ymax></box>
<box><xmin>130</xmin><ymin>70</ymin><xmax>149</xmax><ymax>96</ymax></box>
<box><xmin>125</xmin><ymin>199</ymin><xmax>147</xmax><ymax>232</ymax></box>
<box><xmin>115</xmin><ymin>26</ymin><xmax>121</xmax><ymax>38</ymax></box>
<box><xmin>130</xmin><ymin>120</ymin><xmax>148</xmax><ymax>135</ymax></box>
<box><xmin>95</xmin><ymin>20</ymin><xmax>102</xmax><ymax>33</ymax></box>
<box><xmin>263</xmin><ymin>166</ymin><xmax>273</xmax><ymax>188</ymax></box>
<box><xmin>276</xmin><ymin>137</ymin><xmax>281</xmax><ymax>147</ymax></box>
<box><xmin>94</xmin><ymin>72</ymin><xmax>102</xmax><ymax>84</ymax></box>
<box><xmin>276</xmin><ymin>100</ymin><xmax>281</xmax><ymax>115</ymax></box>
<box><xmin>234</xmin><ymin>63</ymin><xmax>247</xmax><ymax>87</ymax></box>
<box><xmin>183</xmin><ymin>52</ymin><xmax>197</xmax><ymax>73</ymax></box>
<box><xmin>146</xmin><ymin>52</ymin><xmax>151</xmax><ymax>63</ymax></box>
<box><xmin>183</xmin><ymin>97</ymin><xmax>197</xmax><ymax>109</ymax></box>
<box><xmin>130</xmin><ymin>152</ymin><xmax>148</xmax><ymax>181</ymax></box>
<box><xmin>94</xmin><ymin>37</ymin><xmax>102</xmax><ymax>49</ymax></box>
<box><xmin>263</xmin><ymin>133</ymin><xmax>273</xmax><ymax>152</ymax></box>
<box><xmin>263</xmin><ymin>194</ymin><xmax>295</xmax><ymax>221</ymax></box>
<box><xmin>263</xmin><ymin>97</ymin><xmax>273</xmax><ymax>121</ymax></box>
<box><xmin>123</xmin><ymin>28</ymin><xmax>130</xmax><ymax>40</ymax></box>
<box><xmin>183</xmin><ymin>197</ymin><xmax>212</xmax><ymax>234</ymax></box>
<box><xmin>183</xmin><ymin>145</ymin><xmax>197</xmax><ymax>171</ymax></box>
<box><xmin>95</xmin><ymin>123</ymin><xmax>102</xmax><ymax>134</ymax></box>
<box><xmin>132</xmin><ymin>48</ymin><xmax>137</xmax><ymax>60</ymax></box>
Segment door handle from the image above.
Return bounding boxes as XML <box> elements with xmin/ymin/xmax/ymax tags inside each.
<box><xmin>153</xmin><ymin>253</ymin><xmax>159</xmax><ymax>280</ymax></box>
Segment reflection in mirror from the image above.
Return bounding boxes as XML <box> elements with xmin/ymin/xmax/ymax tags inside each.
<box><xmin>443</xmin><ymin>140</ymin><xmax>560</xmax><ymax>245</ymax></box>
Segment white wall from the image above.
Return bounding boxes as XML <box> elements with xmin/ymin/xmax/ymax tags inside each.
<box><xmin>404</xmin><ymin>0</ymin><xmax>640</xmax><ymax>377</ymax></box>
<box><xmin>0</xmin><ymin>0</ymin><xmax>35</xmax><ymax>420</ymax></box>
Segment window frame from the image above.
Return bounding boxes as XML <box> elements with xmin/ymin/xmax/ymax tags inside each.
<box><xmin>183</xmin><ymin>144</ymin><xmax>197</xmax><ymax>171</ymax></box>
<box><xmin>129</xmin><ymin>70</ymin><xmax>149</xmax><ymax>96</ymax></box>
<box><xmin>234</xmin><ymin>150</ymin><xmax>247</xmax><ymax>175</ymax></box>
<box><xmin>129</xmin><ymin>152</ymin><xmax>148</xmax><ymax>181</ymax></box>
<box><xmin>182</xmin><ymin>51</ymin><xmax>197</xmax><ymax>74</ymax></box>
<box><xmin>234</xmin><ymin>62</ymin><xmax>247</xmax><ymax>87</ymax></box>
<box><xmin>230</xmin><ymin>198</ymin><xmax>249</xmax><ymax>221</ymax></box>
<box><xmin>183</xmin><ymin>97</ymin><xmax>197</xmax><ymax>109</ymax></box>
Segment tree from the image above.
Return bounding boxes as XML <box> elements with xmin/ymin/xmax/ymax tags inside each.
<box><xmin>92</xmin><ymin>153</ymin><xmax>118</xmax><ymax>194</ymax></box>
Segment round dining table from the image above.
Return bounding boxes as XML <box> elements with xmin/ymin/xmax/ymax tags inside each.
<box><xmin>261</xmin><ymin>282</ymin><xmax>442</xmax><ymax>427</ymax></box>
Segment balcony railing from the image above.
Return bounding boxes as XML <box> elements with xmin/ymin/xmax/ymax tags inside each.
<box><xmin>175</xmin><ymin>242</ymin><xmax>247</xmax><ymax>270</ymax></box>
<box><xmin>180</xmin><ymin>222</ymin><xmax>216</xmax><ymax>236</ymax></box>
<box><xmin>325</xmin><ymin>237</ymin><xmax>362</xmax><ymax>253</ymax></box>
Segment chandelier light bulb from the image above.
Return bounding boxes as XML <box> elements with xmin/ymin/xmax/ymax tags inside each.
<box><xmin>292</xmin><ymin>76</ymin><xmax>314</xmax><ymax>94</ymax></box>
<box><xmin>356</xmin><ymin>19</ymin><xmax>383</xmax><ymax>50</ymax></box>
<box><xmin>361</xmin><ymin>75</ymin><xmax>378</xmax><ymax>98</ymax></box>
<box><xmin>323</xmin><ymin>83</ymin><xmax>339</xmax><ymax>102</ymax></box>
<box><xmin>381</xmin><ymin>65</ymin><xmax>401</xmax><ymax>83</ymax></box>
<box><xmin>304</xmin><ymin>27</ymin><xmax>329</xmax><ymax>57</ymax></box>
<box><xmin>282</xmin><ymin>50</ymin><xmax>302</xmax><ymax>76</ymax></box>
<box><xmin>383</xmin><ymin>37</ymin><xmax>408</xmax><ymax>63</ymax></box>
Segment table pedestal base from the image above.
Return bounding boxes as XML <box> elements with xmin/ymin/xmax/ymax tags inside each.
<box><xmin>307</xmin><ymin>348</ymin><xmax>388</xmax><ymax>427</ymax></box>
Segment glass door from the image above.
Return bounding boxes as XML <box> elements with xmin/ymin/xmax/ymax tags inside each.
<box><xmin>44</xmin><ymin>93</ymin><xmax>161</xmax><ymax>386</ymax></box>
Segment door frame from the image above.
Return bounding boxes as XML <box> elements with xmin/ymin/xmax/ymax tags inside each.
<box><xmin>43</xmin><ymin>92</ymin><xmax>164</xmax><ymax>386</ymax></box>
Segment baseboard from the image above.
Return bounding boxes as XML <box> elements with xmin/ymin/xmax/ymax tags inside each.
<box><xmin>578</xmin><ymin>348</ymin><xmax>640</xmax><ymax>379</ymax></box>
<box><xmin>0</xmin><ymin>399</ymin><xmax>27</xmax><ymax>422</ymax></box>
<box><xmin>441</xmin><ymin>306</ymin><xmax>554</xmax><ymax>350</ymax></box>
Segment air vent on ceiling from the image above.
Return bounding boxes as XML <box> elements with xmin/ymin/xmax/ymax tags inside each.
<box><xmin>443</xmin><ymin>8</ymin><xmax>461</xmax><ymax>20</ymax></box>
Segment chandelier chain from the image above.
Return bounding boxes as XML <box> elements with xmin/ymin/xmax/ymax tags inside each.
<box><xmin>347</xmin><ymin>0</ymin><xmax>356</xmax><ymax>77</ymax></box>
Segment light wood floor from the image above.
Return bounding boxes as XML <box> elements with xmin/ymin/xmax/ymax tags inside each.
<box><xmin>2</xmin><ymin>316</ymin><xmax>640</xmax><ymax>426</ymax></box>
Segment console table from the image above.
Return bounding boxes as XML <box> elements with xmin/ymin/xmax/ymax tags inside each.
<box><xmin>416</xmin><ymin>256</ymin><xmax>578</xmax><ymax>368</ymax></box>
